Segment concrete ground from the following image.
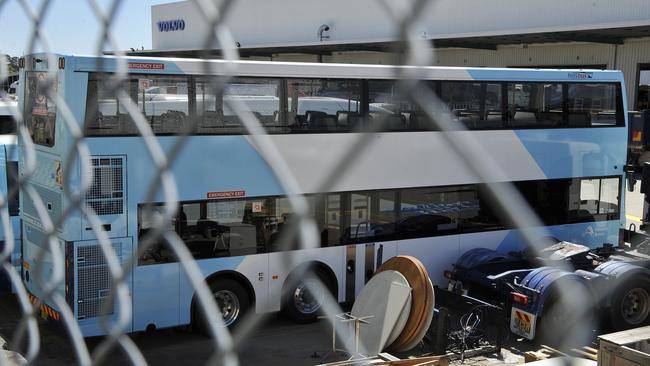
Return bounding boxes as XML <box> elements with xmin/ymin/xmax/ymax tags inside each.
<box><xmin>0</xmin><ymin>294</ymin><xmax>336</xmax><ymax>365</ymax></box>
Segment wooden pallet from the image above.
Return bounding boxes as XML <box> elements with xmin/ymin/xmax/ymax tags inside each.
<box><xmin>570</xmin><ymin>346</ymin><xmax>598</xmax><ymax>361</ymax></box>
<box><xmin>524</xmin><ymin>344</ymin><xmax>598</xmax><ymax>363</ymax></box>
<box><xmin>319</xmin><ymin>353</ymin><xmax>449</xmax><ymax>366</ymax></box>
<box><xmin>524</xmin><ymin>345</ymin><xmax>567</xmax><ymax>363</ymax></box>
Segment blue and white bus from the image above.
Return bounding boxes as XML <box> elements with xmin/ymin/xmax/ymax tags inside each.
<box><xmin>0</xmin><ymin>98</ymin><xmax>20</xmax><ymax>293</ymax></box>
<box><xmin>18</xmin><ymin>54</ymin><xmax>627</xmax><ymax>336</ymax></box>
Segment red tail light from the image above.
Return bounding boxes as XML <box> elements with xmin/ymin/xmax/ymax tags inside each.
<box><xmin>511</xmin><ymin>292</ymin><xmax>529</xmax><ymax>305</ymax></box>
<box><xmin>444</xmin><ymin>270</ymin><xmax>455</xmax><ymax>280</ymax></box>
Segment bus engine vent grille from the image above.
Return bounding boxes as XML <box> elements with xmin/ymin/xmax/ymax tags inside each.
<box><xmin>85</xmin><ymin>157</ymin><xmax>124</xmax><ymax>216</ymax></box>
<box><xmin>76</xmin><ymin>243</ymin><xmax>122</xmax><ymax>320</ymax></box>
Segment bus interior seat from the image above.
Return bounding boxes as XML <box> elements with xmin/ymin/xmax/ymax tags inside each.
<box><xmin>215</xmin><ymin>224</ymin><xmax>257</xmax><ymax>256</ymax></box>
<box><xmin>200</xmin><ymin>110</ymin><xmax>224</xmax><ymax>129</ymax></box>
<box><xmin>320</xmin><ymin>227</ymin><xmax>342</xmax><ymax>247</ymax></box>
<box><xmin>196</xmin><ymin>219</ymin><xmax>221</xmax><ymax>238</ymax></box>
<box><xmin>159</xmin><ymin>110</ymin><xmax>186</xmax><ymax>133</ymax></box>
<box><xmin>336</xmin><ymin>111</ymin><xmax>356</xmax><ymax>128</ymax></box>
<box><xmin>305</xmin><ymin>110</ymin><xmax>330</xmax><ymax>130</ymax></box>
<box><xmin>407</xmin><ymin>112</ymin><xmax>422</xmax><ymax>130</ymax></box>
<box><xmin>568</xmin><ymin>112</ymin><xmax>591</xmax><ymax>127</ymax></box>
<box><xmin>116</xmin><ymin>114</ymin><xmax>137</xmax><ymax>134</ymax></box>
<box><xmin>345</xmin><ymin>113</ymin><xmax>365</xmax><ymax>131</ymax></box>
<box><xmin>538</xmin><ymin>111</ymin><xmax>563</xmax><ymax>126</ymax></box>
<box><xmin>370</xmin><ymin>113</ymin><xmax>406</xmax><ymax>131</ymax></box>
<box><xmin>509</xmin><ymin>111</ymin><xmax>538</xmax><ymax>127</ymax></box>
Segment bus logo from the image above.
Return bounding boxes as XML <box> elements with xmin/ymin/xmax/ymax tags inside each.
<box><xmin>568</xmin><ymin>72</ymin><xmax>593</xmax><ymax>80</ymax></box>
<box><xmin>207</xmin><ymin>190</ymin><xmax>246</xmax><ymax>199</ymax></box>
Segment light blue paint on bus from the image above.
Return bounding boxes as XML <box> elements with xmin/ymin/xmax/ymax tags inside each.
<box><xmin>515</xmin><ymin>128</ymin><xmax>627</xmax><ymax>179</ymax></box>
<box><xmin>467</xmin><ymin>68</ymin><xmax>624</xmax><ymax>83</ymax></box>
<box><xmin>84</xmin><ymin>136</ymin><xmax>286</xmax><ymax>202</ymax></box>
<box><xmin>494</xmin><ymin>221</ymin><xmax>622</xmax><ymax>254</ymax></box>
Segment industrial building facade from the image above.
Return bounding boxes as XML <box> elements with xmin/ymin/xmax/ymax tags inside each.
<box><xmin>143</xmin><ymin>0</ymin><xmax>650</xmax><ymax>110</ymax></box>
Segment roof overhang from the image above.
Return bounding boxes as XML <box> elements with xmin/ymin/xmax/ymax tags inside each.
<box><xmin>121</xmin><ymin>25</ymin><xmax>650</xmax><ymax>58</ymax></box>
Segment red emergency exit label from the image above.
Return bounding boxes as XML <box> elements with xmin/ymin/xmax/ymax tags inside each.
<box><xmin>207</xmin><ymin>190</ymin><xmax>245</xmax><ymax>199</ymax></box>
<box><xmin>128</xmin><ymin>62</ymin><xmax>165</xmax><ymax>70</ymax></box>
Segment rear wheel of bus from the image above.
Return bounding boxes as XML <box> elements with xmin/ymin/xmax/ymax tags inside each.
<box><xmin>195</xmin><ymin>278</ymin><xmax>251</xmax><ymax>333</ymax></box>
<box><xmin>281</xmin><ymin>268</ymin><xmax>335</xmax><ymax>323</ymax></box>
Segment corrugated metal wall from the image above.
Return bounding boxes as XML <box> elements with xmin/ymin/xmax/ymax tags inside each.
<box><xmin>431</xmin><ymin>43</ymin><xmax>615</xmax><ymax>68</ymax></box>
<box><xmin>615</xmin><ymin>38</ymin><xmax>650</xmax><ymax>108</ymax></box>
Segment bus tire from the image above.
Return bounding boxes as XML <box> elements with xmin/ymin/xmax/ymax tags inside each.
<box><xmin>281</xmin><ymin>268</ymin><xmax>334</xmax><ymax>324</ymax></box>
<box><xmin>610</xmin><ymin>276</ymin><xmax>650</xmax><ymax>330</ymax></box>
<box><xmin>195</xmin><ymin>278</ymin><xmax>251</xmax><ymax>333</ymax></box>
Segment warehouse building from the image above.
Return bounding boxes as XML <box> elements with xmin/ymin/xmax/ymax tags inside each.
<box><xmin>138</xmin><ymin>0</ymin><xmax>650</xmax><ymax>110</ymax></box>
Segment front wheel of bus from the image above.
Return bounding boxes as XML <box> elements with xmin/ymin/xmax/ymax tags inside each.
<box><xmin>282</xmin><ymin>270</ymin><xmax>334</xmax><ymax>324</ymax></box>
<box><xmin>196</xmin><ymin>279</ymin><xmax>251</xmax><ymax>333</ymax></box>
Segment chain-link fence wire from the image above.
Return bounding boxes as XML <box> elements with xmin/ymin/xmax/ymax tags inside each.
<box><xmin>0</xmin><ymin>0</ymin><xmax>622</xmax><ymax>364</ymax></box>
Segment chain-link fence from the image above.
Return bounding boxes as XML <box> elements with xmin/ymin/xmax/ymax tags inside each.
<box><xmin>0</xmin><ymin>0</ymin><xmax>640</xmax><ymax>365</ymax></box>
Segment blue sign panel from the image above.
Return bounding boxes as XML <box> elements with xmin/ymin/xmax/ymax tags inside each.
<box><xmin>568</xmin><ymin>72</ymin><xmax>593</xmax><ymax>80</ymax></box>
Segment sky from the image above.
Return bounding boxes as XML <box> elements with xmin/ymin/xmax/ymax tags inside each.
<box><xmin>0</xmin><ymin>0</ymin><xmax>174</xmax><ymax>57</ymax></box>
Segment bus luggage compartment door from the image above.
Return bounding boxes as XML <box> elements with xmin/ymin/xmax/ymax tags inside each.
<box><xmin>74</xmin><ymin>237</ymin><xmax>134</xmax><ymax>336</ymax></box>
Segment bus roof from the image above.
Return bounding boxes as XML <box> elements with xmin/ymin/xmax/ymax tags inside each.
<box><xmin>23</xmin><ymin>53</ymin><xmax>625</xmax><ymax>83</ymax></box>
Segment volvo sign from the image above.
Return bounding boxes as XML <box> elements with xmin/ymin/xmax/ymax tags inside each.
<box><xmin>157</xmin><ymin>19</ymin><xmax>186</xmax><ymax>32</ymax></box>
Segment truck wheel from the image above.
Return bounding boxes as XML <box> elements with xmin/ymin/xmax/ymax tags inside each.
<box><xmin>538</xmin><ymin>288</ymin><xmax>594</xmax><ymax>348</ymax></box>
<box><xmin>282</xmin><ymin>269</ymin><xmax>334</xmax><ymax>324</ymax></box>
<box><xmin>610</xmin><ymin>277</ymin><xmax>650</xmax><ymax>330</ymax></box>
<box><xmin>537</xmin><ymin>295</ymin><xmax>568</xmax><ymax>346</ymax></box>
<box><xmin>195</xmin><ymin>278</ymin><xmax>251</xmax><ymax>333</ymax></box>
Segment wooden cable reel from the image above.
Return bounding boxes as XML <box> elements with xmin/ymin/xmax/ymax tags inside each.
<box><xmin>376</xmin><ymin>255</ymin><xmax>435</xmax><ymax>352</ymax></box>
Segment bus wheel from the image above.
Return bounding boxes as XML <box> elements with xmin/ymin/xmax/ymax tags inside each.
<box><xmin>282</xmin><ymin>269</ymin><xmax>334</xmax><ymax>324</ymax></box>
<box><xmin>611</xmin><ymin>277</ymin><xmax>650</xmax><ymax>330</ymax></box>
<box><xmin>196</xmin><ymin>278</ymin><xmax>251</xmax><ymax>333</ymax></box>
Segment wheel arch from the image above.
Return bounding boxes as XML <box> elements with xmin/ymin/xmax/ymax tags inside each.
<box><xmin>190</xmin><ymin>270</ymin><xmax>256</xmax><ymax>324</ymax></box>
<box><xmin>282</xmin><ymin>260</ymin><xmax>339</xmax><ymax>298</ymax></box>
<box><xmin>520</xmin><ymin>267</ymin><xmax>594</xmax><ymax>317</ymax></box>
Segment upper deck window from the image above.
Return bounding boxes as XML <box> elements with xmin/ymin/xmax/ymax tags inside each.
<box><xmin>196</xmin><ymin>77</ymin><xmax>281</xmax><ymax>134</ymax></box>
<box><xmin>287</xmin><ymin>79</ymin><xmax>361</xmax><ymax>133</ymax></box>
<box><xmin>84</xmin><ymin>72</ymin><xmax>625</xmax><ymax>137</ymax></box>
<box><xmin>25</xmin><ymin>72</ymin><xmax>57</xmax><ymax>146</ymax></box>
<box><xmin>567</xmin><ymin>83</ymin><xmax>621</xmax><ymax>127</ymax></box>
<box><xmin>507</xmin><ymin>83</ymin><xmax>563</xmax><ymax>128</ymax></box>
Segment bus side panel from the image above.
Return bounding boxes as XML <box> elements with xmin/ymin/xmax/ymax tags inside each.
<box><xmin>133</xmin><ymin>261</ymin><xmax>179</xmax><ymax>331</ymax></box>
<box><xmin>515</xmin><ymin>128</ymin><xmax>626</xmax><ymax>180</ymax></box>
<box><xmin>547</xmin><ymin>221</ymin><xmax>620</xmax><ymax>248</ymax></box>
<box><xmin>397</xmin><ymin>235</ymin><xmax>460</xmax><ymax>287</ymax></box>
<box><xmin>22</xmin><ymin>222</ymin><xmax>65</xmax><ymax>306</ymax></box>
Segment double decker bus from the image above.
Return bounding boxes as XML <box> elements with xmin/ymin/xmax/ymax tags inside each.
<box><xmin>0</xmin><ymin>97</ymin><xmax>19</xmax><ymax>293</ymax></box>
<box><xmin>18</xmin><ymin>54</ymin><xmax>627</xmax><ymax>336</ymax></box>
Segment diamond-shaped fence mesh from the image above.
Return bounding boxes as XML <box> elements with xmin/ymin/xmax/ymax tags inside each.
<box><xmin>0</xmin><ymin>0</ymin><xmax>633</xmax><ymax>365</ymax></box>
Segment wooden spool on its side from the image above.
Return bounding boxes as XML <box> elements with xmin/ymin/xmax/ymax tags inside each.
<box><xmin>376</xmin><ymin>255</ymin><xmax>433</xmax><ymax>352</ymax></box>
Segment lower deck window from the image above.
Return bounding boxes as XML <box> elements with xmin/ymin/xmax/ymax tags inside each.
<box><xmin>137</xmin><ymin>176</ymin><xmax>620</xmax><ymax>265</ymax></box>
